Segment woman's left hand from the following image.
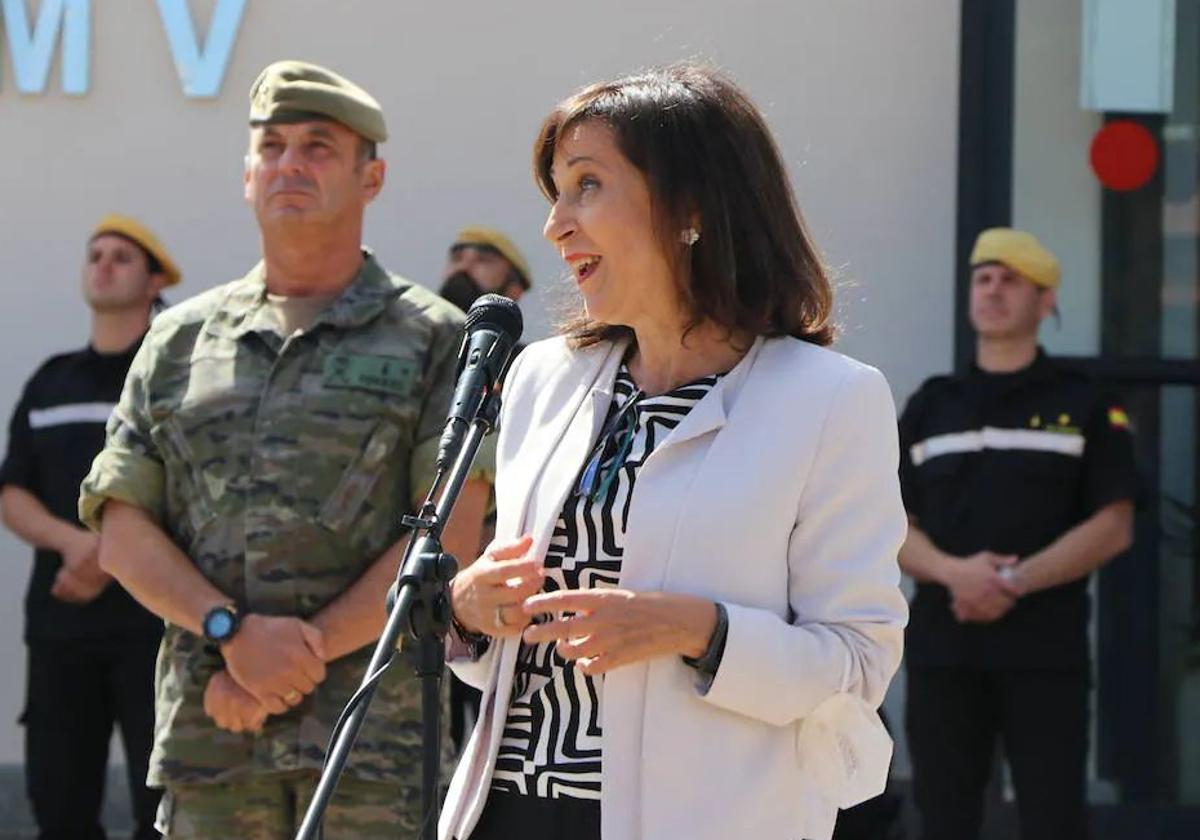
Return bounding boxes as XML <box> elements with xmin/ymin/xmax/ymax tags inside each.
<box><xmin>521</xmin><ymin>589</ymin><xmax>718</xmax><ymax>676</ymax></box>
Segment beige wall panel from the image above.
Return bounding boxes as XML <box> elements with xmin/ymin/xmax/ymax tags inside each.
<box><xmin>0</xmin><ymin>0</ymin><xmax>959</xmax><ymax>765</ymax></box>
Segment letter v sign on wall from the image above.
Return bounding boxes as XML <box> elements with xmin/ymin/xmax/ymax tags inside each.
<box><xmin>156</xmin><ymin>0</ymin><xmax>246</xmax><ymax>98</ymax></box>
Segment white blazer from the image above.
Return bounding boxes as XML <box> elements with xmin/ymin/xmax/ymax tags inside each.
<box><xmin>441</xmin><ymin>335</ymin><xmax>909</xmax><ymax>840</ymax></box>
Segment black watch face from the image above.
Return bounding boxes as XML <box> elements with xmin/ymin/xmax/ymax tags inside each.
<box><xmin>205</xmin><ymin>609</ymin><xmax>235</xmax><ymax>641</ymax></box>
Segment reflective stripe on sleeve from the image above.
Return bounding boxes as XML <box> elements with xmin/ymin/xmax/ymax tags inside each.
<box><xmin>28</xmin><ymin>402</ymin><xmax>116</xmax><ymax>429</ymax></box>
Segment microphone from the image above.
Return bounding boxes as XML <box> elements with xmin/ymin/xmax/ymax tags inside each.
<box><xmin>436</xmin><ymin>294</ymin><xmax>523</xmax><ymax>470</ymax></box>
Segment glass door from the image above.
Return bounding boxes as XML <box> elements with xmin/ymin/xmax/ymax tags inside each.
<box><xmin>1087</xmin><ymin>1</ymin><xmax>1200</xmax><ymax>829</ymax></box>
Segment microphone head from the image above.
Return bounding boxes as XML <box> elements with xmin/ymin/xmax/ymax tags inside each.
<box><xmin>465</xmin><ymin>294</ymin><xmax>523</xmax><ymax>342</ymax></box>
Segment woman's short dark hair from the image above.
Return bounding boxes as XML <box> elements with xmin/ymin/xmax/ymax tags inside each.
<box><xmin>534</xmin><ymin>63</ymin><xmax>834</xmax><ymax>348</ymax></box>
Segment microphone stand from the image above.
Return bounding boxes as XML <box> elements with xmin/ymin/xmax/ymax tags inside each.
<box><xmin>296</xmin><ymin>392</ymin><xmax>501</xmax><ymax>840</ymax></box>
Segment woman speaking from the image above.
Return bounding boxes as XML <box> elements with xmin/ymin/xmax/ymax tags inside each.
<box><xmin>440</xmin><ymin>64</ymin><xmax>908</xmax><ymax>840</ymax></box>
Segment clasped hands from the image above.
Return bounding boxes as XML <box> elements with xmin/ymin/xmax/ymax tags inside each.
<box><xmin>449</xmin><ymin>536</ymin><xmax>717</xmax><ymax>675</ymax></box>
<box><xmin>203</xmin><ymin>614</ymin><xmax>327</xmax><ymax>735</ymax></box>
<box><xmin>946</xmin><ymin>551</ymin><xmax>1026</xmax><ymax>623</ymax></box>
<box><xmin>51</xmin><ymin>530</ymin><xmax>111</xmax><ymax>604</ymax></box>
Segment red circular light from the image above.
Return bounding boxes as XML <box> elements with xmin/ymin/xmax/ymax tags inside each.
<box><xmin>1090</xmin><ymin>121</ymin><xmax>1159</xmax><ymax>191</ymax></box>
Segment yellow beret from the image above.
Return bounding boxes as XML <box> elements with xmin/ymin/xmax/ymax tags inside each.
<box><xmin>91</xmin><ymin>215</ymin><xmax>181</xmax><ymax>287</ymax></box>
<box><xmin>453</xmin><ymin>226</ymin><xmax>532</xmax><ymax>289</ymax></box>
<box><xmin>248</xmin><ymin>60</ymin><xmax>387</xmax><ymax>144</ymax></box>
<box><xmin>970</xmin><ymin>228</ymin><xmax>1060</xmax><ymax>289</ymax></box>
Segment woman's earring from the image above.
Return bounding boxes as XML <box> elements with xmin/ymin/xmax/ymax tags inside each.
<box><xmin>680</xmin><ymin>227</ymin><xmax>700</xmax><ymax>246</ymax></box>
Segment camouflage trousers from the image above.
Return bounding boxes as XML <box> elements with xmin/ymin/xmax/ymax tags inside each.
<box><xmin>155</xmin><ymin>769</ymin><xmax>425</xmax><ymax>839</ymax></box>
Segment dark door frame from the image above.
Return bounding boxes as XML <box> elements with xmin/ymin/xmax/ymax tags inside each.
<box><xmin>954</xmin><ymin>0</ymin><xmax>1016</xmax><ymax>373</ymax></box>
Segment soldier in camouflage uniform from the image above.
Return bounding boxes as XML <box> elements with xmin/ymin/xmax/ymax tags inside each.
<box><xmin>78</xmin><ymin>60</ymin><xmax>492</xmax><ymax>839</ymax></box>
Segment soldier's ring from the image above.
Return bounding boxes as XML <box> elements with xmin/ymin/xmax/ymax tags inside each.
<box><xmin>494</xmin><ymin>605</ymin><xmax>510</xmax><ymax>628</ymax></box>
<box><xmin>285</xmin><ymin>690</ymin><xmax>301</xmax><ymax>703</ymax></box>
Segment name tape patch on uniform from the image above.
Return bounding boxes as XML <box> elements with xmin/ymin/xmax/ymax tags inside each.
<box><xmin>323</xmin><ymin>354</ymin><xmax>417</xmax><ymax>397</ymax></box>
<box><xmin>910</xmin><ymin>426</ymin><xmax>1085</xmax><ymax>467</ymax></box>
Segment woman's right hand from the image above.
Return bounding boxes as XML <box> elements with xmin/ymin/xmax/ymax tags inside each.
<box><xmin>450</xmin><ymin>535</ymin><xmax>544</xmax><ymax>638</ymax></box>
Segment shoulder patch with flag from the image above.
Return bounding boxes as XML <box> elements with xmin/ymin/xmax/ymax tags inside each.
<box><xmin>1108</xmin><ymin>406</ymin><xmax>1131</xmax><ymax>430</ymax></box>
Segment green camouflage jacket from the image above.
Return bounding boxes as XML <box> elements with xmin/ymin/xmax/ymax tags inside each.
<box><xmin>80</xmin><ymin>252</ymin><xmax>490</xmax><ymax>786</ymax></box>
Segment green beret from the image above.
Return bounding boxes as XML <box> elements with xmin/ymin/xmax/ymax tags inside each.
<box><xmin>248</xmin><ymin>60</ymin><xmax>387</xmax><ymax>143</ymax></box>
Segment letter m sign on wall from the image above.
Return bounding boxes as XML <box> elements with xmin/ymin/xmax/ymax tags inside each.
<box><xmin>0</xmin><ymin>0</ymin><xmax>90</xmax><ymax>94</ymax></box>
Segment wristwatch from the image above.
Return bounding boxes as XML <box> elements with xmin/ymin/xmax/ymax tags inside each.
<box><xmin>202</xmin><ymin>604</ymin><xmax>242</xmax><ymax>645</ymax></box>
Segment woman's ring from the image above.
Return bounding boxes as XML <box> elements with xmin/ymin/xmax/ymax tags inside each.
<box><xmin>285</xmin><ymin>690</ymin><xmax>301</xmax><ymax>703</ymax></box>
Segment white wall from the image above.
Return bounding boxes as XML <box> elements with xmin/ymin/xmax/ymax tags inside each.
<box><xmin>0</xmin><ymin>0</ymin><xmax>960</xmax><ymax>766</ymax></box>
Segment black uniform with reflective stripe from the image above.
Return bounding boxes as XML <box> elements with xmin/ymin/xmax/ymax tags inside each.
<box><xmin>0</xmin><ymin>342</ymin><xmax>162</xmax><ymax>641</ymax></box>
<box><xmin>898</xmin><ymin>349</ymin><xmax>1137</xmax><ymax>669</ymax></box>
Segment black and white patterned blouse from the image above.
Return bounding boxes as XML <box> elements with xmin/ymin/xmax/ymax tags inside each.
<box><xmin>491</xmin><ymin>364</ymin><xmax>721</xmax><ymax>800</ymax></box>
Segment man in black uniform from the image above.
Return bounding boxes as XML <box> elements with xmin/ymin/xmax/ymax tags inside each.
<box><xmin>898</xmin><ymin>228</ymin><xmax>1137</xmax><ymax>840</ymax></box>
<box><xmin>437</xmin><ymin>225</ymin><xmax>532</xmax><ymax>314</ymax></box>
<box><xmin>0</xmin><ymin>215</ymin><xmax>180</xmax><ymax>840</ymax></box>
